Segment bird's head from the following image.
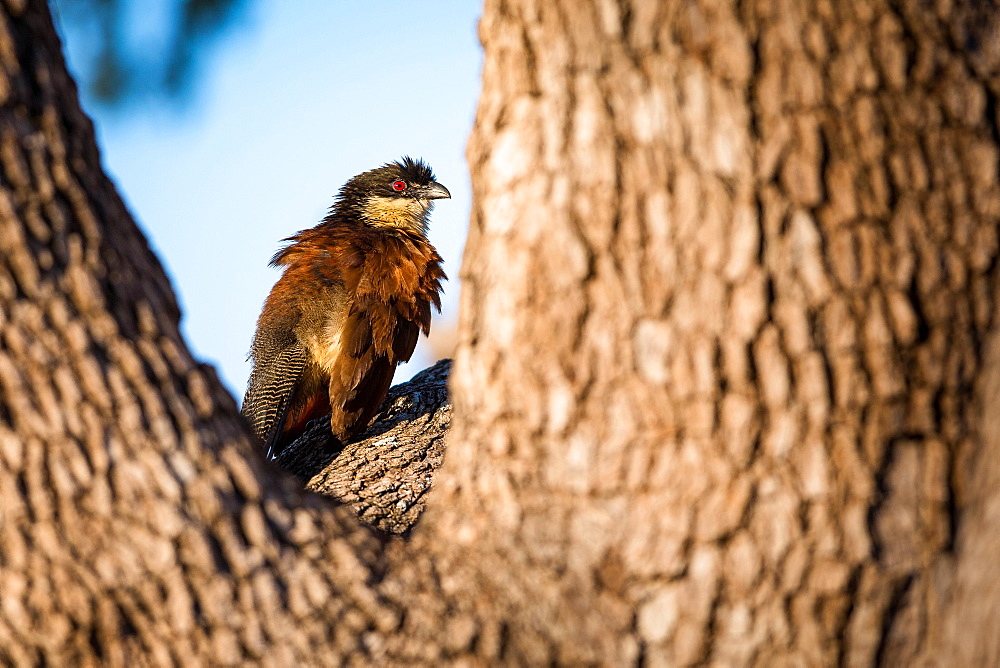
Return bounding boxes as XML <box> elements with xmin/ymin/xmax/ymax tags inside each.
<box><xmin>337</xmin><ymin>156</ymin><xmax>450</xmax><ymax>236</ymax></box>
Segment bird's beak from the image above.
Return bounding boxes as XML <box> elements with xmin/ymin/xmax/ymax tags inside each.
<box><xmin>422</xmin><ymin>181</ymin><xmax>451</xmax><ymax>200</ymax></box>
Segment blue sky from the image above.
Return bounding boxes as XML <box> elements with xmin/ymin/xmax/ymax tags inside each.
<box><xmin>55</xmin><ymin>1</ymin><xmax>482</xmax><ymax>399</ymax></box>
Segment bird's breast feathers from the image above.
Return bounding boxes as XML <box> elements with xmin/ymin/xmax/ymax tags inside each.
<box><xmin>302</xmin><ymin>317</ymin><xmax>345</xmax><ymax>376</ymax></box>
<box><xmin>293</xmin><ymin>229</ymin><xmax>444</xmax><ymax>373</ymax></box>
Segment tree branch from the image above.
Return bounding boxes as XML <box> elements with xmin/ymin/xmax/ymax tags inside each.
<box><xmin>274</xmin><ymin>359</ymin><xmax>452</xmax><ymax>534</ymax></box>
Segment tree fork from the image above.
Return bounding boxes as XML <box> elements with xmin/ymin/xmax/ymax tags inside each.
<box><xmin>1</xmin><ymin>0</ymin><xmax>1000</xmax><ymax>665</ymax></box>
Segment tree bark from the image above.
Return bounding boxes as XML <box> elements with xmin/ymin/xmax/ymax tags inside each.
<box><xmin>435</xmin><ymin>0</ymin><xmax>1000</xmax><ymax>664</ymax></box>
<box><xmin>2</xmin><ymin>0</ymin><xmax>1000</xmax><ymax>665</ymax></box>
<box><xmin>0</xmin><ymin>2</ymin><xmax>387</xmax><ymax>664</ymax></box>
<box><xmin>283</xmin><ymin>359</ymin><xmax>452</xmax><ymax>535</ymax></box>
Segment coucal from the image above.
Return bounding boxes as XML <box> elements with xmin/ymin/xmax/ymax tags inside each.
<box><xmin>242</xmin><ymin>157</ymin><xmax>449</xmax><ymax>459</ymax></box>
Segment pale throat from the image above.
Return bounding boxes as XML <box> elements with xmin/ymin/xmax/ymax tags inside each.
<box><xmin>360</xmin><ymin>196</ymin><xmax>433</xmax><ymax>235</ymax></box>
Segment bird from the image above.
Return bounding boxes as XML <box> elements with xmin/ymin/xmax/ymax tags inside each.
<box><xmin>242</xmin><ymin>157</ymin><xmax>449</xmax><ymax>460</ymax></box>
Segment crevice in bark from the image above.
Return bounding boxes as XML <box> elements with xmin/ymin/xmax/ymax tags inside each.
<box><xmin>866</xmin><ymin>425</ymin><xmax>891</xmax><ymax>564</ymax></box>
<box><xmin>906</xmin><ymin>273</ymin><xmax>931</xmax><ymax>345</ymax></box>
<box><xmin>983</xmin><ymin>86</ymin><xmax>1000</xmax><ymax>158</ymax></box>
<box><xmin>874</xmin><ymin>573</ymin><xmax>916</xmax><ymax>668</ymax></box>
<box><xmin>836</xmin><ymin>564</ymin><xmax>865</xmax><ymax>668</ymax></box>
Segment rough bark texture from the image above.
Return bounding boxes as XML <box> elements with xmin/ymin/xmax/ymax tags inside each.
<box><xmin>281</xmin><ymin>359</ymin><xmax>452</xmax><ymax>534</ymax></box>
<box><xmin>2</xmin><ymin>0</ymin><xmax>1000</xmax><ymax>665</ymax></box>
<box><xmin>0</xmin><ymin>2</ymin><xmax>388</xmax><ymax>664</ymax></box>
<box><xmin>437</xmin><ymin>0</ymin><xmax>1000</xmax><ymax>664</ymax></box>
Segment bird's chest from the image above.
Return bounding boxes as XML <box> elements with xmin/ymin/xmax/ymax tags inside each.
<box><xmin>299</xmin><ymin>257</ymin><xmax>432</xmax><ymax>370</ymax></box>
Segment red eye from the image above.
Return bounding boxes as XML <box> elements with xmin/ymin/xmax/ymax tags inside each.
<box><xmin>392</xmin><ymin>180</ymin><xmax>407</xmax><ymax>191</ymax></box>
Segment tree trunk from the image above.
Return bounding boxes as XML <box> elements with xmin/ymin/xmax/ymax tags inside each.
<box><xmin>2</xmin><ymin>0</ymin><xmax>1000</xmax><ymax>665</ymax></box>
<box><xmin>0</xmin><ymin>2</ymin><xmax>388</xmax><ymax>663</ymax></box>
<box><xmin>434</xmin><ymin>0</ymin><xmax>1000</xmax><ymax>664</ymax></box>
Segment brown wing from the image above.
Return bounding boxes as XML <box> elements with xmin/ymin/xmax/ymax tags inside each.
<box><xmin>331</xmin><ymin>353</ymin><xmax>395</xmax><ymax>441</ymax></box>
<box><xmin>325</xmin><ymin>301</ymin><xmax>420</xmax><ymax>442</ymax></box>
